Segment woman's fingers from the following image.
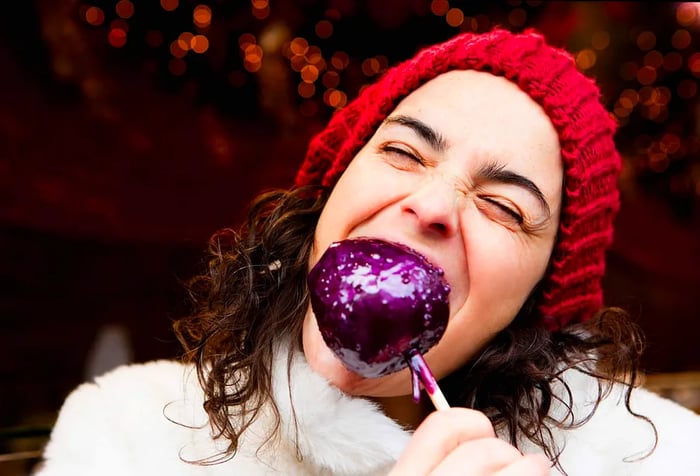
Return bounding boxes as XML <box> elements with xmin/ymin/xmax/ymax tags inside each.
<box><xmin>494</xmin><ymin>454</ymin><xmax>550</xmax><ymax>476</ymax></box>
<box><xmin>431</xmin><ymin>437</ymin><xmax>547</xmax><ymax>476</ymax></box>
<box><xmin>389</xmin><ymin>408</ymin><xmax>496</xmax><ymax>476</ymax></box>
<box><xmin>389</xmin><ymin>408</ymin><xmax>550</xmax><ymax>476</ymax></box>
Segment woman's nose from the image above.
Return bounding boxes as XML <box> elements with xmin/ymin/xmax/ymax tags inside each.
<box><xmin>400</xmin><ymin>176</ymin><xmax>459</xmax><ymax>237</ymax></box>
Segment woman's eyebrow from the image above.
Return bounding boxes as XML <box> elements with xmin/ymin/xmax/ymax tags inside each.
<box><xmin>478</xmin><ymin>161</ymin><xmax>552</xmax><ymax>217</ymax></box>
<box><xmin>382</xmin><ymin>115</ymin><xmax>448</xmax><ymax>153</ymax></box>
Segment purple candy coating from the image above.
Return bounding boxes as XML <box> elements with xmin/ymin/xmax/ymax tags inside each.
<box><xmin>308</xmin><ymin>238</ymin><xmax>450</xmax><ymax>378</ymax></box>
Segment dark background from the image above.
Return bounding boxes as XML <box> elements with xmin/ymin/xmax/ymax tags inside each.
<box><xmin>1</xmin><ymin>1</ymin><xmax>699</xmax><ymax>473</ymax></box>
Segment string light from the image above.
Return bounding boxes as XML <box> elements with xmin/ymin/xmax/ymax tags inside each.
<box><xmin>672</xmin><ymin>29</ymin><xmax>692</xmax><ymax>49</ymax></box>
<box><xmin>446</xmin><ymin>8</ymin><xmax>465</xmax><ymax>27</ymax></box>
<box><xmin>315</xmin><ymin>20</ymin><xmax>333</xmax><ymax>39</ymax></box>
<box><xmin>160</xmin><ymin>0</ymin><xmax>178</xmax><ymax>12</ymax></box>
<box><xmin>116</xmin><ymin>0</ymin><xmax>134</xmax><ymax>20</ymax></box>
<box><xmin>252</xmin><ymin>0</ymin><xmax>270</xmax><ymax>19</ymax></box>
<box><xmin>575</xmin><ymin>49</ymin><xmax>597</xmax><ymax>70</ymax></box>
<box><xmin>431</xmin><ymin>0</ymin><xmax>450</xmax><ymax>16</ymax></box>
<box><xmin>676</xmin><ymin>3</ymin><xmax>699</xmax><ymax>26</ymax></box>
<box><xmin>193</xmin><ymin>5</ymin><xmax>212</xmax><ymax>29</ymax></box>
<box><xmin>507</xmin><ymin>8</ymin><xmax>527</xmax><ymax>27</ymax></box>
<box><xmin>108</xmin><ymin>28</ymin><xmax>127</xmax><ymax>48</ymax></box>
<box><xmin>84</xmin><ymin>6</ymin><xmax>105</xmax><ymax>26</ymax></box>
<box><xmin>591</xmin><ymin>31</ymin><xmax>610</xmax><ymax>50</ymax></box>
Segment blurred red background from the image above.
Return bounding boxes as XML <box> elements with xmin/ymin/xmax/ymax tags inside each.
<box><xmin>1</xmin><ymin>1</ymin><xmax>699</xmax><ymax>471</ymax></box>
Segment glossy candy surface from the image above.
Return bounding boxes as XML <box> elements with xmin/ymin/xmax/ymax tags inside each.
<box><xmin>308</xmin><ymin>238</ymin><xmax>450</xmax><ymax>378</ymax></box>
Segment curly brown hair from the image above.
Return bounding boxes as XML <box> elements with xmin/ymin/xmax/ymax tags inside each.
<box><xmin>173</xmin><ymin>185</ymin><xmax>654</xmax><ymax>471</ymax></box>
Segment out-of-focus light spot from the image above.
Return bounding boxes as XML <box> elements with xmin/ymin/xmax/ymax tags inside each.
<box><xmin>301</xmin><ymin>65</ymin><xmax>319</xmax><ymax>82</ymax></box>
<box><xmin>116</xmin><ymin>0</ymin><xmax>134</xmax><ymax>19</ymax></box>
<box><xmin>325</xmin><ymin>8</ymin><xmax>341</xmax><ymax>21</ymax></box>
<box><xmin>239</xmin><ymin>33</ymin><xmax>256</xmax><ymax>50</ymax></box>
<box><xmin>298</xmin><ymin>81</ymin><xmax>315</xmax><ymax>98</ymax></box>
<box><xmin>228</xmin><ymin>70</ymin><xmax>246</xmax><ymax>87</ymax></box>
<box><xmin>169</xmin><ymin>58</ymin><xmax>187</xmax><ymax>76</ymax></box>
<box><xmin>316</xmin><ymin>20</ymin><xmax>333</xmax><ymax>39</ymax></box>
<box><xmin>461</xmin><ymin>16</ymin><xmax>477</xmax><ymax>31</ymax></box>
<box><xmin>446</xmin><ymin>8</ymin><xmax>465</xmax><ymax>27</ymax></box>
<box><xmin>643</xmin><ymin>50</ymin><xmax>663</xmax><ymax>69</ymax></box>
<box><xmin>306</xmin><ymin>46</ymin><xmax>324</xmax><ymax>64</ymax></box>
<box><xmin>636</xmin><ymin>65</ymin><xmax>656</xmax><ymax>85</ymax></box>
<box><xmin>85</xmin><ymin>6</ymin><xmax>105</xmax><ymax>26</ymax></box>
<box><xmin>290</xmin><ymin>37</ymin><xmax>309</xmax><ymax>56</ymax></box>
<box><xmin>170</xmin><ymin>40</ymin><xmax>187</xmax><ymax>58</ymax></box>
<box><xmin>191</xmin><ymin>35</ymin><xmax>209</xmax><ymax>53</ymax></box>
<box><xmin>145</xmin><ymin>30</ymin><xmax>163</xmax><ymax>48</ymax></box>
<box><xmin>177</xmin><ymin>32</ymin><xmax>194</xmax><ymax>51</ymax></box>
<box><xmin>639</xmin><ymin>86</ymin><xmax>656</xmax><ymax>105</ymax></box>
<box><xmin>620</xmin><ymin>61</ymin><xmax>638</xmax><ymax>80</ymax></box>
<box><xmin>618</xmin><ymin>96</ymin><xmax>635</xmax><ymax>111</ymax></box>
<box><xmin>678</xmin><ymin>78</ymin><xmax>697</xmax><ymax>98</ymax></box>
<box><xmin>613</xmin><ymin>102</ymin><xmax>632</xmax><ymax>118</ymax></box>
<box><xmin>300</xmin><ymin>100</ymin><xmax>319</xmax><ymax>117</ymax></box>
<box><xmin>575</xmin><ymin>49</ymin><xmax>596</xmax><ymax>70</ymax></box>
<box><xmin>331</xmin><ymin>51</ymin><xmax>350</xmax><ymax>70</ymax></box>
<box><xmin>507</xmin><ymin>0</ymin><xmax>522</xmax><ymax>6</ymax></box>
<box><xmin>636</xmin><ymin>31</ymin><xmax>656</xmax><ymax>51</ymax></box>
<box><xmin>252</xmin><ymin>0</ymin><xmax>270</xmax><ymax>19</ymax></box>
<box><xmin>621</xmin><ymin>89</ymin><xmax>640</xmax><ymax>107</ymax></box>
<box><xmin>689</xmin><ymin>52</ymin><xmax>700</xmax><ymax>76</ymax></box>
<box><xmin>161</xmin><ymin>0</ymin><xmax>178</xmax><ymax>12</ymax></box>
<box><xmin>591</xmin><ymin>30</ymin><xmax>610</xmax><ymax>50</ymax></box>
<box><xmin>672</xmin><ymin>29</ymin><xmax>692</xmax><ymax>50</ymax></box>
<box><xmin>361</xmin><ymin>57</ymin><xmax>381</xmax><ymax>76</ymax></box>
<box><xmin>290</xmin><ymin>55</ymin><xmax>306</xmax><ymax>72</ymax></box>
<box><xmin>649</xmin><ymin>149</ymin><xmax>669</xmax><ymax>172</ymax></box>
<box><xmin>244</xmin><ymin>59</ymin><xmax>262</xmax><ymax>72</ymax></box>
<box><xmin>244</xmin><ymin>44</ymin><xmax>263</xmax><ymax>72</ymax></box>
<box><xmin>661</xmin><ymin>133</ymin><xmax>682</xmax><ymax>154</ymax></box>
<box><xmin>194</xmin><ymin>5</ymin><xmax>212</xmax><ymax>28</ymax></box>
<box><xmin>431</xmin><ymin>0</ymin><xmax>449</xmax><ymax>16</ymax></box>
<box><xmin>664</xmin><ymin>51</ymin><xmax>683</xmax><ymax>71</ymax></box>
<box><xmin>508</xmin><ymin>8</ymin><xmax>527</xmax><ymax>27</ymax></box>
<box><xmin>108</xmin><ymin>28</ymin><xmax>127</xmax><ymax>48</ymax></box>
<box><xmin>676</xmin><ymin>3</ymin><xmax>699</xmax><ymax>26</ymax></box>
<box><xmin>656</xmin><ymin>86</ymin><xmax>671</xmax><ymax>105</ymax></box>
<box><xmin>322</xmin><ymin>71</ymin><xmax>340</xmax><ymax>88</ymax></box>
<box><xmin>324</xmin><ymin>89</ymin><xmax>347</xmax><ymax>108</ymax></box>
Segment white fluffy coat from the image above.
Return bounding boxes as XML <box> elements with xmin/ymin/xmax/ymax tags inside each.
<box><xmin>36</xmin><ymin>347</ymin><xmax>700</xmax><ymax>475</ymax></box>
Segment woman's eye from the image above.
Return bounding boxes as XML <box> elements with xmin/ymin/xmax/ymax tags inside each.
<box><xmin>480</xmin><ymin>197</ymin><xmax>524</xmax><ymax>224</ymax></box>
<box><xmin>379</xmin><ymin>144</ymin><xmax>424</xmax><ymax>165</ymax></box>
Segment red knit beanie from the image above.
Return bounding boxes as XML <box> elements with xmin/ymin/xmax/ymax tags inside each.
<box><xmin>295</xmin><ymin>28</ymin><xmax>621</xmax><ymax>331</ymax></box>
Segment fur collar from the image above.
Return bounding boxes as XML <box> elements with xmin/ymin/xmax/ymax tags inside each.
<box><xmin>37</xmin><ymin>344</ymin><xmax>700</xmax><ymax>475</ymax></box>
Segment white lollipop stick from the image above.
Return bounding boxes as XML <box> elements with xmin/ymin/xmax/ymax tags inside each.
<box><xmin>407</xmin><ymin>349</ymin><xmax>450</xmax><ymax>411</ymax></box>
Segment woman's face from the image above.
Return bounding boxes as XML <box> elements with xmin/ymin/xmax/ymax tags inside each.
<box><xmin>303</xmin><ymin>70</ymin><xmax>563</xmax><ymax>397</ymax></box>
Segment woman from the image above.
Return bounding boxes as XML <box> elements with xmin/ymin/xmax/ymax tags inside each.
<box><xmin>36</xmin><ymin>29</ymin><xmax>700</xmax><ymax>476</ymax></box>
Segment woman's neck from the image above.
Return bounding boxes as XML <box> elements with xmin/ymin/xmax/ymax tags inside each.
<box><xmin>369</xmin><ymin>393</ymin><xmax>433</xmax><ymax>430</ymax></box>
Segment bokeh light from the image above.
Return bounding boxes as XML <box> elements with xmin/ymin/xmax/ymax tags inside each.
<box><xmin>108</xmin><ymin>28</ymin><xmax>127</xmax><ymax>48</ymax></box>
<box><xmin>315</xmin><ymin>20</ymin><xmax>333</xmax><ymax>39</ymax></box>
<box><xmin>84</xmin><ymin>6</ymin><xmax>105</xmax><ymax>26</ymax></box>
<box><xmin>160</xmin><ymin>0</ymin><xmax>178</xmax><ymax>12</ymax></box>
<box><xmin>193</xmin><ymin>5</ymin><xmax>212</xmax><ymax>29</ymax></box>
<box><xmin>116</xmin><ymin>0</ymin><xmax>134</xmax><ymax>19</ymax></box>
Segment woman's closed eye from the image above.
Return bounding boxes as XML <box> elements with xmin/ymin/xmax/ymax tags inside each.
<box><xmin>478</xmin><ymin>196</ymin><xmax>524</xmax><ymax>225</ymax></box>
<box><xmin>379</xmin><ymin>143</ymin><xmax>426</xmax><ymax>167</ymax></box>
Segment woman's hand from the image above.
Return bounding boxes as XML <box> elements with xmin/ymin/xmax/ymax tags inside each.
<box><xmin>389</xmin><ymin>408</ymin><xmax>550</xmax><ymax>476</ymax></box>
